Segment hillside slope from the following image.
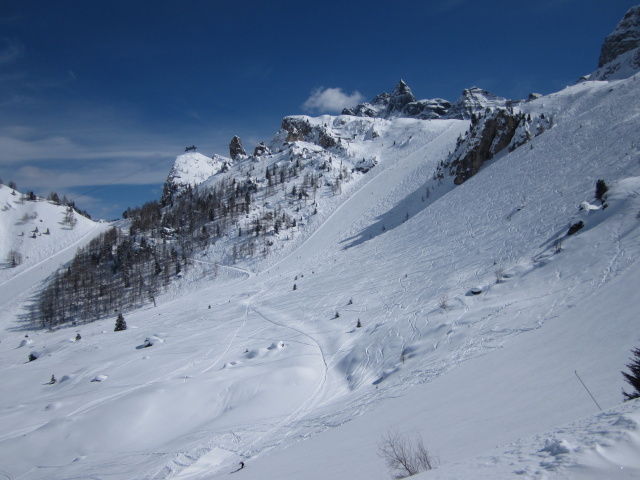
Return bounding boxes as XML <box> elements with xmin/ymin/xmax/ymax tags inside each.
<box><xmin>0</xmin><ymin>71</ymin><xmax>638</xmax><ymax>480</ymax></box>
<box><xmin>0</xmin><ymin>187</ymin><xmax>108</xmax><ymax>329</ymax></box>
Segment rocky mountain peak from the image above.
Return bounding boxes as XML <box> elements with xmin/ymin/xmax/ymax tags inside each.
<box><xmin>342</xmin><ymin>81</ymin><xmax>504</xmax><ymax>120</ymax></box>
<box><xmin>385</xmin><ymin>79</ymin><xmax>417</xmax><ymax>117</ymax></box>
<box><xmin>446</xmin><ymin>87</ymin><xmax>508</xmax><ymax>120</ymax></box>
<box><xmin>599</xmin><ymin>6</ymin><xmax>640</xmax><ymax>67</ymax></box>
<box><xmin>229</xmin><ymin>135</ymin><xmax>246</xmax><ymax>160</ymax></box>
<box><xmin>592</xmin><ymin>5</ymin><xmax>640</xmax><ymax>80</ymax></box>
<box><xmin>391</xmin><ymin>79</ymin><xmax>412</xmax><ymax>97</ymax></box>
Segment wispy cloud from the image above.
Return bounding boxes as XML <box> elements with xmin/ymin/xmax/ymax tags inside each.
<box><xmin>0</xmin><ymin>133</ymin><xmax>173</xmax><ymax>164</ymax></box>
<box><xmin>302</xmin><ymin>87</ymin><xmax>365</xmax><ymax>113</ymax></box>
<box><xmin>0</xmin><ymin>37</ymin><xmax>24</xmax><ymax>66</ymax></box>
<box><xmin>12</xmin><ymin>155</ymin><xmax>174</xmax><ymax>191</ymax></box>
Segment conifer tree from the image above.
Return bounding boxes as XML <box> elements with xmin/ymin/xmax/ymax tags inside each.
<box><xmin>622</xmin><ymin>347</ymin><xmax>640</xmax><ymax>401</ymax></box>
<box><xmin>114</xmin><ymin>313</ymin><xmax>127</xmax><ymax>332</ymax></box>
<box><xmin>595</xmin><ymin>179</ymin><xmax>608</xmax><ymax>204</ymax></box>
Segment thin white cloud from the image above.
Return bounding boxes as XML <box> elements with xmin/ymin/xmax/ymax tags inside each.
<box><xmin>302</xmin><ymin>87</ymin><xmax>365</xmax><ymax>113</ymax></box>
<box><xmin>13</xmin><ymin>156</ymin><xmax>173</xmax><ymax>191</ymax></box>
<box><xmin>0</xmin><ymin>38</ymin><xmax>24</xmax><ymax>66</ymax></box>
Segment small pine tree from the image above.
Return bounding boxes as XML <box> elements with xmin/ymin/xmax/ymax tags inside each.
<box><xmin>595</xmin><ymin>179</ymin><xmax>608</xmax><ymax>204</ymax></box>
<box><xmin>622</xmin><ymin>347</ymin><xmax>640</xmax><ymax>401</ymax></box>
<box><xmin>114</xmin><ymin>313</ymin><xmax>127</xmax><ymax>332</ymax></box>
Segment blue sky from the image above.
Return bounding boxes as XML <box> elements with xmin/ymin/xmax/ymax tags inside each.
<box><xmin>1</xmin><ymin>0</ymin><xmax>637</xmax><ymax>220</ymax></box>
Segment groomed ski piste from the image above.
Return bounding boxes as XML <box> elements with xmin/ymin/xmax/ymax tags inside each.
<box><xmin>1</xmin><ymin>74</ymin><xmax>639</xmax><ymax>480</ymax></box>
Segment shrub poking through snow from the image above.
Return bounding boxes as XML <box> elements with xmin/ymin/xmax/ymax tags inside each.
<box><xmin>377</xmin><ymin>429</ymin><xmax>435</xmax><ymax>479</ymax></box>
<box><xmin>439</xmin><ymin>295</ymin><xmax>449</xmax><ymax>310</ymax></box>
<box><xmin>622</xmin><ymin>347</ymin><xmax>640</xmax><ymax>401</ymax></box>
<box><xmin>114</xmin><ymin>313</ymin><xmax>127</xmax><ymax>332</ymax></box>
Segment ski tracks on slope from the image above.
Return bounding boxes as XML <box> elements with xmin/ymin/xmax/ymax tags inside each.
<box><xmin>240</xmin><ymin>304</ymin><xmax>329</xmax><ymax>457</ymax></box>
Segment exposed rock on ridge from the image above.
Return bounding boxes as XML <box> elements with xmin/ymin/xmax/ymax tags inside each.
<box><xmin>342</xmin><ymin>81</ymin><xmax>505</xmax><ymax>120</ymax></box>
<box><xmin>253</xmin><ymin>142</ymin><xmax>271</xmax><ymax>157</ymax></box>
<box><xmin>446</xmin><ymin>87</ymin><xmax>508</xmax><ymax>120</ymax></box>
<box><xmin>281</xmin><ymin>117</ymin><xmax>338</xmax><ymax>149</ymax></box>
<box><xmin>444</xmin><ymin>109</ymin><xmax>551</xmax><ymax>185</ymax></box>
<box><xmin>230</xmin><ymin>135</ymin><xmax>246</xmax><ymax>160</ymax></box>
<box><xmin>592</xmin><ymin>5</ymin><xmax>640</xmax><ymax>80</ymax></box>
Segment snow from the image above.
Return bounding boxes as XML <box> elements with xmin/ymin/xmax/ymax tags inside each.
<box><xmin>0</xmin><ymin>71</ymin><xmax>639</xmax><ymax>480</ymax></box>
<box><xmin>167</xmin><ymin>152</ymin><xmax>230</xmax><ymax>189</ymax></box>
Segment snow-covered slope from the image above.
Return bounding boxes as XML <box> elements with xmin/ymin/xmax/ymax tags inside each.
<box><xmin>0</xmin><ymin>187</ymin><xmax>108</xmax><ymax>323</ymax></box>
<box><xmin>162</xmin><ymin>152</ymin><xmax>232</xmax><ymax>202</ymax></box>
<box><xmin>0</xmin><ymin>73</ymin><xmax>638</xmax><ymax>479</ymax></box>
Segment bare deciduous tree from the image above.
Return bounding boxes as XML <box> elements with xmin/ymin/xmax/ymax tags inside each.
<box><xmin>378</xmin><ymin>429</ymin><xmax>435</xmax><ymax>479</ymax></box>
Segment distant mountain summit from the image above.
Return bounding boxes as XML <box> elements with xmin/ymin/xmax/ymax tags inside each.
<box><xmin>591</xmin><ymin>5</ymin><xmax>640</xmax><ymax>80</ymax></box>
<box><xmin>342</xmin><ymin>80</ymin><xmax>507</xmax><ymax>120</ymax></box>
<box><xmin>446</xmin><ymin>87</ymin><xmax>508</xmax><ymax>120</ymax></box>
<box><xmin>161</xmin><ymin>152</ymin><xmax>231</xmax><ymax>205</ymax></box>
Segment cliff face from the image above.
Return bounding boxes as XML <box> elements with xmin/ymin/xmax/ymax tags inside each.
<box><xmin>445</xmin><ymin>109</ymin><xmax>551</xmax><ymax>185</ymax></box>
<box><xmin>592</xmin><ymin>5</ymin><xmax>640</xmax><ymax>80</ymax></box>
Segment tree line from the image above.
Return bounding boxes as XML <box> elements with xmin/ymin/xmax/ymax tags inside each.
<box><xmin>30</xmin><ymin>164</ymin><xmax>319</xmax><ymax>329</ymax></box>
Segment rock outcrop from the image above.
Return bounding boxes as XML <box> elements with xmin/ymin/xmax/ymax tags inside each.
<box><xmin>281</xmin><ymin>117</ymin><xmax>337</xmax><ymax>149</ymax></box>
<box><xmin>383</xmin><ymin>80</ymin><xmax>416</xmax><ymax>117</ymax></box>
<box><xmin>253</xmin><ymin>142</ymin><xmax>271</xmax><ymax>157</ymax></box>
<box><xmin>229</xmin><ymin>136</ymin><xmax>246</xmax><ymax>160</ymax></box>
<box><xmin>445</xmin><ymin>109</ymin><xmax>551</xmax><ymax>185</ymax></box>
<box><xmin>342</xmin><ymin>81</ymin><xmax>502</xmax><ymax>120</ymax></box>
<box><xmin>446</xmin><ymin>87</ymin><xmax>508</xmax><ymax>120</ymax></box>
<box><xmin>592</xmin><ymin>6</ymin><xmax>640</xmax><ymax>80</ymax></box>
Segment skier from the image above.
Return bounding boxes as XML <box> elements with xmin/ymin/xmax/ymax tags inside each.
<box><xmin>50</xmin><ymin>374</ymin><xmax>56</xmax><ymax>384</ymax></box>
<box><xmin>239</xmin><ymin>461</ymin><xmax>244</xmax><ymax>470</ymax></box>
<box><xmin>75</xmin><ymin>333</ymin><xmax>81</xmax><ymax>341</ymax></box>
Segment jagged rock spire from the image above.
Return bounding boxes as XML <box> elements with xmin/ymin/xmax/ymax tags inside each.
<box><xmin>229</xmin><ymin>135</ymin><xmax>246</xmax><ymax>160</ymax></box>
<box><xmin>385</xmin><ymin>80</ymin><xmax>416</xmax><ymax>116</ymax></box>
